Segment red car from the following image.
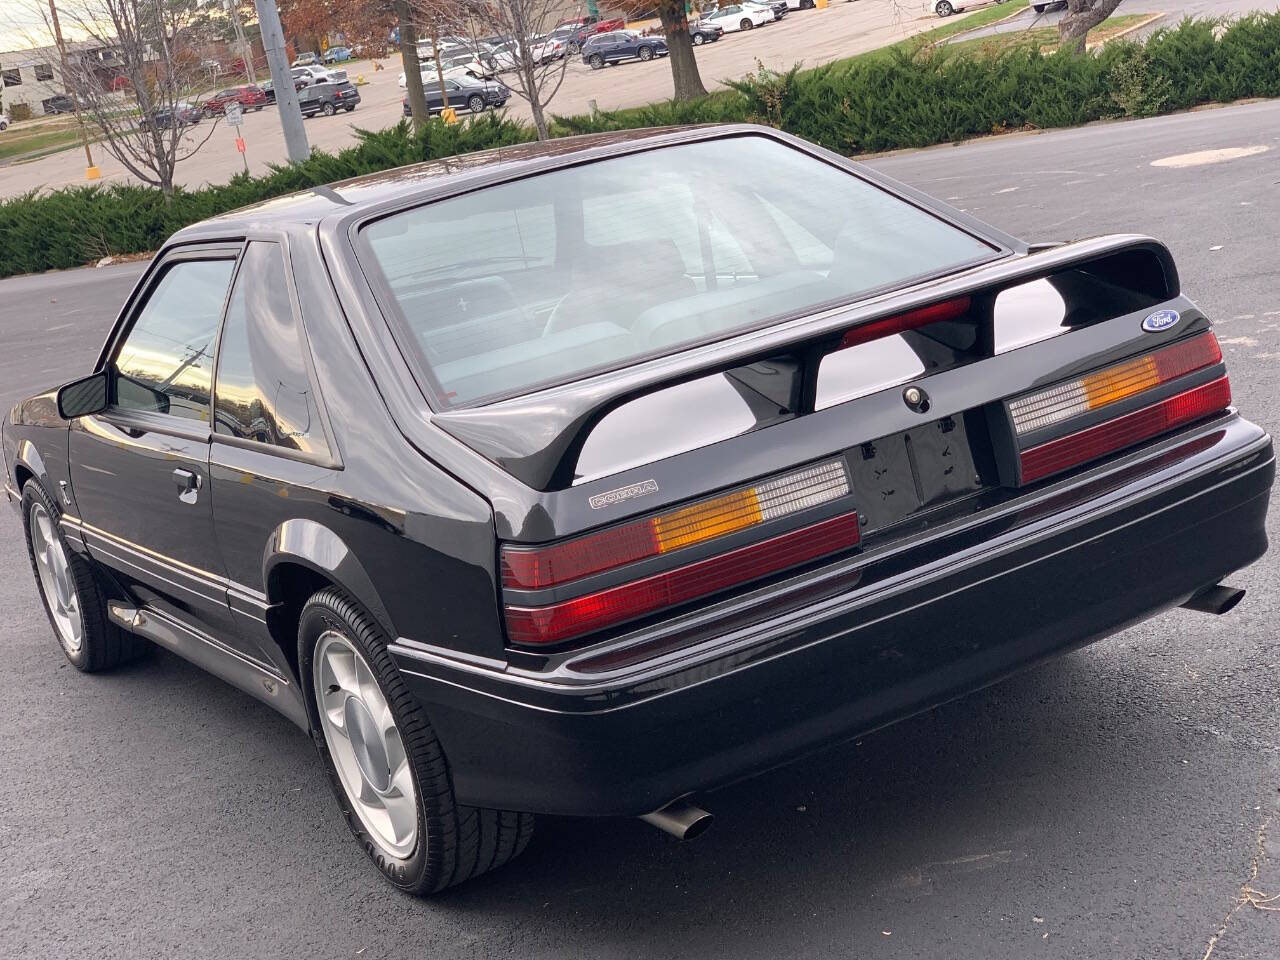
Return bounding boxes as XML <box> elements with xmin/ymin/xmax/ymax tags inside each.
<box><xmin>202</xmin><ymin>85</ymin><xmax>268</xmax><ymax>116</ymax></box>
<box><xmin>558</xmin><ymin>15</ymin><xmax>628</xmax><ymax>50</ymax></box>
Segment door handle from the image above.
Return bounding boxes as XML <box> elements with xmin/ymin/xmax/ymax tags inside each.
<box><xmin>172</xmin><ymin>468</ymin><xmax>201</xmax><ymax>504</ymax></box>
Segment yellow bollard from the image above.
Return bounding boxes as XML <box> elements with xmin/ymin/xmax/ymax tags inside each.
<box><xmin>816</xmin><ymin>0</ymin><xmax>827</xmax><ymax>7</ymax></box>
<box><xmin>86</xmin><ymin>166</ymin><xmax>101</xmax><ymax>180</ymax></box>
<box><xmin>441</xmin><ymin>107</ymin><xmax>459</xmax><ymax>125</ymax></box>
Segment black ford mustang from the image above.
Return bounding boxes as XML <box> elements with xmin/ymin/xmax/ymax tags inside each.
<box><xmin>4</xmin><ymin>126</ymin><xmax>1272</xmax><ymax>894</ymax></box>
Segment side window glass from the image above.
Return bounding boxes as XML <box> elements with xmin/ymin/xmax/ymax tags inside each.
<box><xmin>213</xmin><ymin>241</ymin><xmax>329</xmax><ymax>457</ymax></box>
<box><xmin>112</xmin><ymin>259</ymin><xmax>234</xmax><ymax>421</ymax></box>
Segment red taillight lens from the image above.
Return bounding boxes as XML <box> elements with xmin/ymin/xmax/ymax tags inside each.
<box><xmin>502</xmin><ymin>460</ymin><xmax>850</xmax><ymax>589</ymax></box>
<box><xmin>838</xmin><ymin>297</ymin><xmax>970</xmax><ymax>350</ymax></box>
<box><xmin>504</xmin><ymin>512</ymin><xmax>861</xmax><ymax>647</ymax></box>
<box><xmin>1020</xmin><ymin>375</ymin><xmax>1231</xmax><ymax>483</ymax></box>
<box><xmin>1009</xmin><ymin>331</ymin><xmax>1221</xmax><ymax>435</ymax></box>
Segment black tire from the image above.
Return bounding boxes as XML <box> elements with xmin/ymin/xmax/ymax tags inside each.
<box><xmin>936</xmin><ymin>0</ymin><xmax>954</xmax><ymax>14</ymax></box>
<box><xmin>322</xmin><ymin>102</ymin><xmax>336</xmax><ymax>116</ymax></box>
<box><xmin>638</xmin><ymin>45</ymin><xmax>654</xmax><ymax>61</ymax></box>
<box><xmin>21</xmin><ymin>480</ymin><xmax>146</xmax><ymax>672</ymax></box>
<box><xmin>299</xmin><ymin>588</ymin><xmax>533</xmax><ymax>894</ymax></box>
<box><xmin>692</xmin><ymin>32</ymin><xmax>705</xmax><ymax>44</ymax></box>
<box><xmin>568</xmin><ymin>41</ymin><xmax>580</xmax><ymax>54</ymax></box>
<box><xmin>468</xmin><ymin>94</ymin><xmax>486</xmax><ymax>113</ymax></box>
<box><xmin>345</xmin><ymin>105</ymin><xmax>356</xmax><ymax>112</ymax></box>
<box><xmin>589</xmin><ymin>53</ymin><xmax>605</xmax><ymax>69</ymax></box>
<box><xmin>740</xmin><ymin>18</ymin><xmax>754</xmax><ymax>30</ymax></box>
<box><xmin>253</xmin><ymin>105</ymin><xmax>263</xmax><ymax>112</ymax></box>
<box><xmin>1032</xmin><ymin>2</ymin><xmax>1046</xmax><ymax>9</ymax></box>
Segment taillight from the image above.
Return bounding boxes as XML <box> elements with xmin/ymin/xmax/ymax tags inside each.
<box><xmin>505</xmin><ymin>513</ymin><xmax>861</xmax><ymax>647</ymax></box>
<box><xmin>1011</xmin><ymin>331</ymin><xmax>1228</xmax><ymax>484</ymax></box>
<box><xmin>501</xmin><ymin>459</ymin><xmax>859</xmax><ymax>647</ymax></box>
<box><xmin>838</xmin><ymin>296</ymin><xmax>970</xmax><ymax>350</ymax></box>
<box><xmin>502</xmin><ymin>459</ymin><xmax>850</xmax><ymax>589</ymax></box>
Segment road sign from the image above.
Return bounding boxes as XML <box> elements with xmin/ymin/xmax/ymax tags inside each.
<box><xmin>225</xmin><ymin>101</ymin><xmax>244</xmax><ymax>126</ymax></box>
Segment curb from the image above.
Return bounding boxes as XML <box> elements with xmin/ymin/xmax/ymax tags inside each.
<box><xmin>1086</xmin><ymin>11</ymin><xmax>1166</xmax><ymax>49</ymax></box>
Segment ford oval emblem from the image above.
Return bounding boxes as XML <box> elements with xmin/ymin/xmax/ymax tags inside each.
<box><xmin>1142</xmin><ymin>309</ymin><xmax>1180</xmax><ymax>332</ymax></box>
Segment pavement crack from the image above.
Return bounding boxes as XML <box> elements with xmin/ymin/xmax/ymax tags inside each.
<box><xmin>1200</xmin><ymin>817</ymin><xmax>1276</xmax><ymax>960</ymax></box>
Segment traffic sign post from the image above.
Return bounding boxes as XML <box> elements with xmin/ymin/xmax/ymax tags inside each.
<box><xmin>224</xmin><ymin>101</ymin><xmax>249</xmax><ymax>173</ymax></box>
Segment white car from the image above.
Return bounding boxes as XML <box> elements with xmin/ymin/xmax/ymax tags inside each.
<box><xmin>926</xmin><ymin>0</ymin><xmax>1008</xmax><ymax>16</ymax></box>
<box><xmin>0</xmin><ymin>115</ymin><xmax>9</xmax><ymax>132</ymax></box>
<box><xmin>699</xmin><ymin>4</ymin><xmax>773</xmax><ymax>32</ymax></box>
<box><xmin>398</xmin><ymin>54</ymin><xmax>491</xmax><ymax>88</ymax></box>
<box><xmin>293</xmin><ymin>64</ymin><xmax>346</xmax><ymax>84</ymax></box>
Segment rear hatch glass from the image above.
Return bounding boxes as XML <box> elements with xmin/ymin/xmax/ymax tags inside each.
<box><xmin>358</xmin><ymin>135</ymin><xmax>999</xmax><ymax>407</ymax></box>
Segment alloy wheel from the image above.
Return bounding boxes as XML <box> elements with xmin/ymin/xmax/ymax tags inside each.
<box><xmin>313</xmin><ymin>631</ymin><xmax>418</xmax><ymax>861</ymax></box>
<box><xmin>28</xmin><ymin>501</ymin><xmax>83</xmax><ymax>655</ymax></box>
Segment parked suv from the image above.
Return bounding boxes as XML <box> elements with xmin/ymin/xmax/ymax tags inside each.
<box><xmin>689</xmin><ymin>21</ymin><xmax>724</xmax><ymax>44</ymax></box>
<box><xmin>582</xmin><ymin>31</ymin><xmax>669</xmax><ymax>68</ymax></box>
<box><xmin>298</xmin><ymin>80</ymin><xmax>361</xmax><ymax>117</ymax></box>
<box><xmin>401</xmin><ymin>77</ymin><xmax>510</xmax><ymax>115</ymax></box>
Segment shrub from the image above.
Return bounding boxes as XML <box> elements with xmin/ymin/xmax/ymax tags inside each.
<box><xmin>9</xmin><ymin>102</ymin><xmax>33</xmax><ymax>122</ymax></box>
<box><xmin>3</xmin><ymin>14</ymin><xmax>1280</xmax><ymax>278</ymax></box>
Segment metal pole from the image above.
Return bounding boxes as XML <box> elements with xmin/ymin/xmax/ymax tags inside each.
<box><xmin>47</xmin><ymin>0</ymin><xmax>99</xmax><ymax>180</ymax></box>
<box><xmin>226</xmin><ymin>0</ymin><xmax>256</xmax><ymax>83</ymax></box>
<box><xmin>253</xmin><ymin>0</ymin><xmax>309</xmax><ymax>164</ymax></box>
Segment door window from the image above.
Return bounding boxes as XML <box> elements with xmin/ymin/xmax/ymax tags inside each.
<box><xmin>213</xmin><ymin>241</ymin><xmax>329</xmax><ymax>457</ymax></box>
<box><xmin>111</xmin><ymin>258</ymin><xmax>234</xmax><ymax>421</ymax></box>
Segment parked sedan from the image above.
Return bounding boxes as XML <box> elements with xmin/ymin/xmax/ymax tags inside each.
<box><xmin>0</xmin><ymin>115</ymin><xmax>9</xmax><ymax>131</ymax></box>
<box><xmin>581</xmin><ymin>31</ymin><xmax>669</xmax><ymax>68</ymax></box>
<box><xmin>291</xmin><ymin>51</ymin><xmax>321</xmax><ymax>66</ymax></box>
<box><xmin>699</xmin><ymin>3</ymin><xmax>773</xmax><ymax>31</ymax></box>
<box><xmin>401</xmin><ymin>77</ymin><xmax>510</xmax><ymax>114</ymax></box>
<box><xmin>298</xmin><ymin>80</ymin><xmax>361</xmax><ymax>117</ymax></box>
<box><xmin>928</xmin><ymin>0</ymin><xmax>1009</xmax><ymax>15</ymax></box>
<box><xmin>689</xmin><ymin>21</ymin><xmax>724</xmax><ymax>44</ymax></box>
<box><xmin>6</xmin><ymin>125</ymin><xmax>1271</xmax><ymax>897</ymax></box>
<box><xmin>323</xmin><ymin>46</ymin><xmax>353</xmax><ymax>63</ymax></box>
<box><xmin>201</xmin><ymin>85</ymin><xmax>268</xmax><ymax>116</ymax></box>
<box><xmin>748</xmin><ymin>0</ymin><xmax>788</xmax><ymax>19</ymax></box>
<box><xmin>138</xmin><ymin>101</ymin><xmax>203</xmax><ymax>129</ymax></box>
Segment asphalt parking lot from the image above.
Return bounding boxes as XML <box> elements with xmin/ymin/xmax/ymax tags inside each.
<box><xmin>1</xmin><ymin>100</ymin><xmax>1278</xmax><ymax>958</ymax></box>
<box><xmin>0</xmin><ymin>0</ymin><xmax>949</xmax><ymax>198</ymax></box>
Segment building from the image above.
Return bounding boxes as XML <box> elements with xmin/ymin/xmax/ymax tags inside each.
<box><xmin>0</xmin><ymin>43</ymin><xmax>70</xmax><ymax>115</ymax></box>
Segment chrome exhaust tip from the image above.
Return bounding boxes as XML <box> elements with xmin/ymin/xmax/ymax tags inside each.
<box><xmin>640</xmin><ymin>799</ymin><xmax>713</xmax><ymax>841</ymax></box>
<box><xmin>1181</xmin><ymin>584</ymin><xmax>1246</xmax><ymax>616</ymax></box>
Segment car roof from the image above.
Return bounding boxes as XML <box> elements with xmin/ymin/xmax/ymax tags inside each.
<box><xmin>174</xmin><ymin>126</ymin><xmax>735</xmax><ymax>239</ymax></box>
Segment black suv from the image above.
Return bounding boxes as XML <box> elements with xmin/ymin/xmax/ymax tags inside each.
<box><xmin>298</xmin><ymin>80</ymin><xmax>361</xmax><ymax>117</ymax></box>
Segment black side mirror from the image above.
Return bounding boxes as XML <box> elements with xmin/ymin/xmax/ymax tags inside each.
<box><xmin>56</xmin><ymin>370</ymin><xmax>110</xmax><ymax>420</ymax></box>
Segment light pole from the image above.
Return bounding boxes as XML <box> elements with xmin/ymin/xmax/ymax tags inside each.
<box><xmin>47</xmin><ymin>0</ymin><xmax>100</xmax><ymax>180</ymax></box>
<box><xmin>226</xmin><ymin>0</ymin><xmax>256</xmax><ymax>83</ymax></box>
<box><xmin>253</xmin><ymin>0</ymin><xmax>309</xmax><ymax>163</ymax></box>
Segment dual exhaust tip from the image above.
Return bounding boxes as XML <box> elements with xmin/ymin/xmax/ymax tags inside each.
<box><xmin>1181</xmin><ymin>583</ymin><xmax>1246</xmax><ymax>616</ymax></box>
<box><xmin>640</xmin><ymin>799</ymin><xmax>714</xmax><ymax>841</ymax></box>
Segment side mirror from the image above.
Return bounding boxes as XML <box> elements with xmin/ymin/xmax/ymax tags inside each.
<box><xmin>56</xmin><ymin>370</ymin><xmax>110</xmax><ymax>420</ymax></box>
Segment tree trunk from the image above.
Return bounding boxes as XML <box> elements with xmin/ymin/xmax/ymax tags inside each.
<box><xmin>1058</xmin><ymin>0</ymin><xmax>1124</xmax><ymax>53</ymax></box>
<box><xmin>658</xmin><ymin>0</ymin><xmax>706</xmax><ymax>100</ymax></box>
<box><xmin>529</xmin><ymin>92</ymin><xmax>549</xmax><ymax>141</ymax></box>
<box><xmin>393</xmin><ymin>0</ymin><xmax>429</xmax><ymax>131</ymax></box>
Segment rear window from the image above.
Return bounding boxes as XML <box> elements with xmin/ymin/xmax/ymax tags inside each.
<box><xmin>360</xmin><ymin>135</ymin><xmax>998</xmax><ymax>406</ymax></box>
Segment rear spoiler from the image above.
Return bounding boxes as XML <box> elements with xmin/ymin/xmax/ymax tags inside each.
<box><xmin>433</xmin><ymin>235</ymin><xmax>1179</xmax><ymax>490</ymax></box>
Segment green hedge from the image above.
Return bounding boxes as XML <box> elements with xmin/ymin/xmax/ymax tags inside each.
<box><xmin>4</xmin><ymin>14</ymin><xmax>1279</xmax><ymax>278</ymax></box>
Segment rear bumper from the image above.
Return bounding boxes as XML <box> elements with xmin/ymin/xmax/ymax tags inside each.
<box><xmin>393</xmin><ymin>415</ymin><xmax>1274</xmax><ymax>817</ymax></box>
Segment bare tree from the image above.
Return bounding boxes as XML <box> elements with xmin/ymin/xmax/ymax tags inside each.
<box><xmin>465</xmin><ymin>0</ymin><xmax>571</xmax><ymax>140</ymax></box>
<box><xmin>31</xmin><ymin>0</ymin><xmax>220</xmax><ymax>197</ymax></box>
<box><xmin>393</xmin><ymin>0</ymin><xmax>431</xmax><ymax>129</ymax></box>
<box><xmin>657</xmin><ymin>0</ymin><xmax>705</xmax><ymax>100</ymax></box>
<box><xmin>1058</xmin><ymin>0</ymin><xmax>1124</xmax><ymax>53</ymax></box>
